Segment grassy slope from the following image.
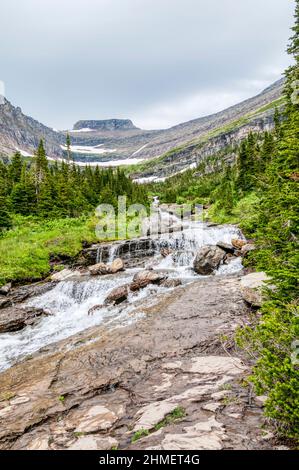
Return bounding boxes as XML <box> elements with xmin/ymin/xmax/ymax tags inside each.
<box><xmin>0</xmin><ymin>216</ymin><xmax>99</xmax><ymax>285</ymax></box>
<box><xmin>124</xmin><ymin>97</ymin><xmax>286</xmax><ymax>177</ymax></box>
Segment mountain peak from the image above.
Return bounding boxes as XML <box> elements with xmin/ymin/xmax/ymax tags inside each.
<box><xmin>73</xmin><ymin>119</ymin><xmax>139</xmax><ymax>131</ymax></box>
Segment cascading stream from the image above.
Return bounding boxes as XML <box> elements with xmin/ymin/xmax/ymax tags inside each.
<box><xmin>0</xmin><ymin>212</ymin><xmax>244</xmax><ymax>372</ymax></box>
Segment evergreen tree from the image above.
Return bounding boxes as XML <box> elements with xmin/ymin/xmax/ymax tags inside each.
<box><xmin>0</xmin><ymin>195</ymin><xmax>12</xmax><ymax>232</ymax></box>
<box><xmin>34</xmin><ymin>139</ymin><xmax>48</xmax><ymax>197</ymax></box>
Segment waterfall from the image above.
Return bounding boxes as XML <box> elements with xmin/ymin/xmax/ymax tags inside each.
<box><xmin>0</xmin><ymin>211</ymin><xmax>244</xmax><ymax>372</ymax></box>
<box><xmin>96</xmin><ymin>246</ymin><xmax>102</xmax><ymax>264</ymax></box>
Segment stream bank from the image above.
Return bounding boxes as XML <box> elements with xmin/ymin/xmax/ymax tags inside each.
<box><xmin>0</xmin><ymin>209</ymin><xmax>283</xmax><ymax>450</ymax></box>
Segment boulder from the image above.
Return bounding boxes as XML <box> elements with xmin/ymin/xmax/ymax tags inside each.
<box><xmin>240</xmin><ymin>272</ymin><xmax>272</xmax><ymax>307</ymax></box>
<box><xmin>0</xmin><ymin>283</ymin><xmax>12</xmax><ymax>296</ymax></box>
<box><xmin>88</xmin><ymin>259</ymin><xmax>124</xmax><ymax>275</ymax></box>
<box><xmin>109</xmin><ymin>258</ymin><xmax>124</xmax><ymax>274</ymax></box>
<box><xmin>216</xmin><ymin>242</ymin><xmax>235</xmax><ymax>254</ymax></box>
<box><xmin>88</xmin><ymin>263</ymin><xmax>110</xmax><ymax>276</ymax></box>
<box><xmin>0</xmin><ymin>306</ymin><xmax>48</xmax><ymax>333</ymax></box>
<box><xmin>104</xmin><ymin>285</ymin><xmax>130</xmax><ymax>305</ymax></box>
<box><xmin>160</xmin><ymin>279</ymin><xmax>182</xmax><ymax>288</ymax></box>
<box><xmin>193</xmin><ymin>246</ymin><xmax>226</xmax><ymax>275</ymax></box>
<box><xmin>51</xmin><ymin>269</ymin><xmax>82</xmax><ymax>281</ymax></box>
<box><xmin>231</xmin><ymin>239</ymin><xmax>247</xmax><ymax>250</ymax></box>
<box><xmin>133</xmin><ymin>270</ymin><xmax>166</xmax><ymax>288</ymax></box>
<box><xmin>241</xmin><ymin>244</ymin><xmax>256</xmax><ymax>256</ymax></box>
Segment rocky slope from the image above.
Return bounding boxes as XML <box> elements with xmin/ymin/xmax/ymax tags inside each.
<box><xmin>0</xmin><ymin>275</ymin><xmax>281</xmax><ymax>450</ymax></box>
<box><xmin>0</xmin><ymin>80</ymin><xmax>284</xmax><ymax>169</ymax></box>
<box><xmin>73</xmin><ymin>119</ymin><xmax>139</xmax><ymax>131</ymax></box>
<box><xmin>0</xmin><ymin>98</ymin><xmax>63</xmax><ymax>158</ymax></box>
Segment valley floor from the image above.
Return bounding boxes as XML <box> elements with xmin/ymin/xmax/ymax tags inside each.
<box><xmin>0</xmin><ymin>274</ymin><xmax>284</xmax><ymax>450</ymax></box>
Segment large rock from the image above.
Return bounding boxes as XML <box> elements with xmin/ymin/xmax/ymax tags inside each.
<box><xmin>193</xmin><ymin>246</ymin><xmax>226</xmax><ymax>275</ymax></box>
<box><xmin>51</xmin><ymin>269</ymin><xmax>82</xmax><ymax>281</ymax></box>
<box><xmin>0</xmin><ymin>283</ymin><xmax>12</xmax><ymax>296</ymax></box>
<box><xmin>88</xmin><ymin>259</ymin><xmax>124</xmax><ymax>276</ymax></box>
<box><xmin>104</xmin><ymin>285</ymin><xmax>130</xmax><ymax>305</ymax></box>
<box><xmin>88</xmin><ymin>263</ymin><xmax>110</xmax><ymax>276</ymax></box>
<box><xmin>240</xmin><ymin>272</ymin><xmax>272</xmax><ymax>307</ymax></box>
<box><xmin>133</xmin><ymin>270</ymin><xmax>166</xmax><ymax>288</ymax></box>
<box><xmin>241</xmin><ymin>244</ymin><xmax>256</xmax><ymax>256</ymax></box>
<box><xmin>0</xmin><ymin>306</ymin><xmax>48</xmax><ymax>333</ymax></box>
<box><xmin>109</xmin><ymin>258</ymin><xmax>124</xmax><ymax>274</ymax></box>
<box><xmin>216</xmin><ymin>242</ymin><xmax>235</xmax><ymax>254</ymax></box>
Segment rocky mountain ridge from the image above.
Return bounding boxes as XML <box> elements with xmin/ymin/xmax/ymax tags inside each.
<box><xmin>0</xmin><ymin>79</ymin><xmax>284</xmax><ymax>179</ymax></box>
<box><xmin>73</xmin><ymin>118</ymin><xmax>139</xmax><ymax>131</ymax></box>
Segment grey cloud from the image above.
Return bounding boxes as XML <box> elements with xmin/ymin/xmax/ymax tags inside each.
<box><xmin>0</xmin><ymin>0</ymin><xmax>294</xmax><ymax>129</ymax></box>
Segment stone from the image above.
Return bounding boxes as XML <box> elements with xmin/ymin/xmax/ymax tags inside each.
<box><xmin>254</xmin><ymin>395</ymin><xmax>268</xmax><ymax>407</ymax></box>
<box><xmin>133</xmin><ymin>270</ymin><xmax>166</xmax><ymax>288</ymax></box>
<box><xmin>26</xmin><ymin>437</ymin><xmax>50</xmax><ymax>450</ymax></box>
<box><xmin>241</xmin><ymin>244</ymin><xmax>256</xmax><ymax>256</ymax></box>
<box><xmin>231</xmin><ymin>239</ymin><xmax>247</xmax><ymax>250</ymax></box>
<box><xmin>133</xmin><ymin>401</ymin><xmax>178</xmax><ymax>431</ymax></box>
<box><xmin>0</xmin><ymin>283</ymin><xmax>12</xmax><ymax>296</ymax></box>
<box><xmin>240</xmin><ymin>272</ymin><xmax>272</xmax><ymax>307</ymax></box>
<box><xmin>148</xmin><ymin>417</ymin><xmax>225</xmax><ymax>451</ymax></box>
<box><xmin>88</xmin><ymin>263</ymin><xmax>110</xmax><ymax>276</ymax></box>
<box><xmin>67</xmin><ymin>436</ymin><xmax>118</xmax><ymax>450</ymax></box>
<box><xmin>160</xmin><ymin>278</ymin><xmax>182</xmax><ymax>289</ymax></box>
<box><xmin>0</xmin><ymin>306</ymin><xmax>48</xmax><ymax>333</ymax></box>
<box><xmin>104</xmin><ymin>284</ymin><xmax>129</xmax><ymax>305</ymax></box>
<box><xmin>185</xmin><ymin>356</ymin><xmax>247</xmax><ymax>376</ymax></box>
<box><xmin>10</xmin><ymin>396</ymin><xmax>30</xmax><ymax>405</ymax></box>
<box><xmin>109</xmin><ymin>258</ymin><xmax>124</xmax><ymax>274</ymax></box>
<box><xmin>202</xmin><ymin>402</ymin><xmax>222</xmax><ymax>412</ymax></box>
<box><xmin>216</xmin><ymin>242</ymin><xmax>235</xmax><ymax>254</ymax></box>
<box><xmin>193</xmin><ymin>246</ymin><xmax>226</xmax><ymax>275</ymax></box>
<box><xmin>51</xmin><ymin>269</ymin><xmax>81</xmax><ymax>281</ymax></box>
<box><xmin>67</xmin><ymin>405</ymin><xmax>119</xmax><ymax>433</ymax></box>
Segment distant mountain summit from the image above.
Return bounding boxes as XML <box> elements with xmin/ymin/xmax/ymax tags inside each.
<box><xmin>0</xmin><ymin>98</ymin><xmax>63</xmax><ymax>157</ymax></box>
<box><xmin>73</xmin><ymin>119</ymin><xmax>139</xmax><ymax>131</ymax></box>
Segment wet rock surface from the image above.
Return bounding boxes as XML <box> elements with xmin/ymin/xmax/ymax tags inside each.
<box><xmin>0</xmin><ymin>275</ymin><xmax>278</xmax><ymax>450</ymax></box>
<box><xmin>193</xmin><ymin>245</ymin><xmax>226</xmax><ymax>275</ymax></box>
<box><xmin>0</xmin><ymin>306</ymin><xmax>49</xmax><ymax>333</ymax></box>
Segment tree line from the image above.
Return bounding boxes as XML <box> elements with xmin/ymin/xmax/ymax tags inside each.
<box><xmin>0</xmin><ymin>140</ymin><xmax>148</xmax><ymax>230</ymax></box>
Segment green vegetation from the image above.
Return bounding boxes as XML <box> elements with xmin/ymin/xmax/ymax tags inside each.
<box><xmin>131</xmin><ymin>407</ymin><xmax>186</xmax><ymax>443</ymax></box>
<box><xmin>131</xmin><ymin>428</ymin><xmax>149</xmax><ymax>443</ymax></box>
<box><xmin>0</xmin><ymin>216</ymin><xmax>99</xmax><ymax>286</ymax></box>
<box><xmin>0</xmin><ymin>139</ymin><xmax>149</xmax><ymax>285</ymax></box>
<box><xmin>154</xmin><ymin>407</ymin><xmax>186</xmax><ymax>431</ymax></box>
<box><xmin>149</xmin><ymin>1</ymin><xmax>299</xmax><ymax>442</ymax></box>
<box><xmin>58</xmin><ymin>395</ymin><xmax>65</xmax><ymax>403</ymax></box>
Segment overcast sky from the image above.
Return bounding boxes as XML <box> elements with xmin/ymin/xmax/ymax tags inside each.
<box><xmin>0</xmin><ymin>0</ymin><xmax>294</xmax><ymax>130</ymax></box>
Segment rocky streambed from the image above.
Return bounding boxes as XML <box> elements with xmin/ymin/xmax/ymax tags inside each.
<box><xmin>0</xmin><ymin>211</ymin><xmax>279</xmax><ymax>450</ymax></box>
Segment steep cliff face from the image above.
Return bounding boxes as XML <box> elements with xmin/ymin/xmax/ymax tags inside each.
<box><xmin>0</xmin><ymin>98</ymin><xmax>63</xmax><ymax>158</ymax></box>
<box><xmin>73</xmin><ymin>119</ymin><xmax>139</xmax><ymax>131</ymax></box>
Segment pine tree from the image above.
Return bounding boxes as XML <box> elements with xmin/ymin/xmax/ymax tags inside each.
<box><xmin>9</xmin><ymin>152</ymin><xmax>22</xmax><ymax>183</ymax></box>
<box><xmin>66</xmin><ymin>133</ymin><xmax>72</xmax><ymax>163</ymax></box>
<box><xmin>34</xmin><ymin>139</ymin><xmax>48</xmax><ymax>197</ymax></box>
<box><xmin>0</xmin><ymin>195</ymin><xmax>12</xmax><ymax>232</ymax></box>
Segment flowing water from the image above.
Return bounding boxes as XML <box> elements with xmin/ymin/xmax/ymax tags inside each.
<box><xmin>0</xmin><ymin>211</ymin><xmax>244</xmax><ymax>372</ymax></box>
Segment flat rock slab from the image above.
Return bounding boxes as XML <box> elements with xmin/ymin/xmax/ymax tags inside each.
<box><xmin>0</xmin><ymin>275</ymin><xmax>275</xmax><ymax>450</ymax></box>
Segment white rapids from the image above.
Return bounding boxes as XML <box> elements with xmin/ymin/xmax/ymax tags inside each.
<box><xmin>0</xmin><ymin>212</ymin><xmax>244</xmax><ymax>372</ymax></box>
